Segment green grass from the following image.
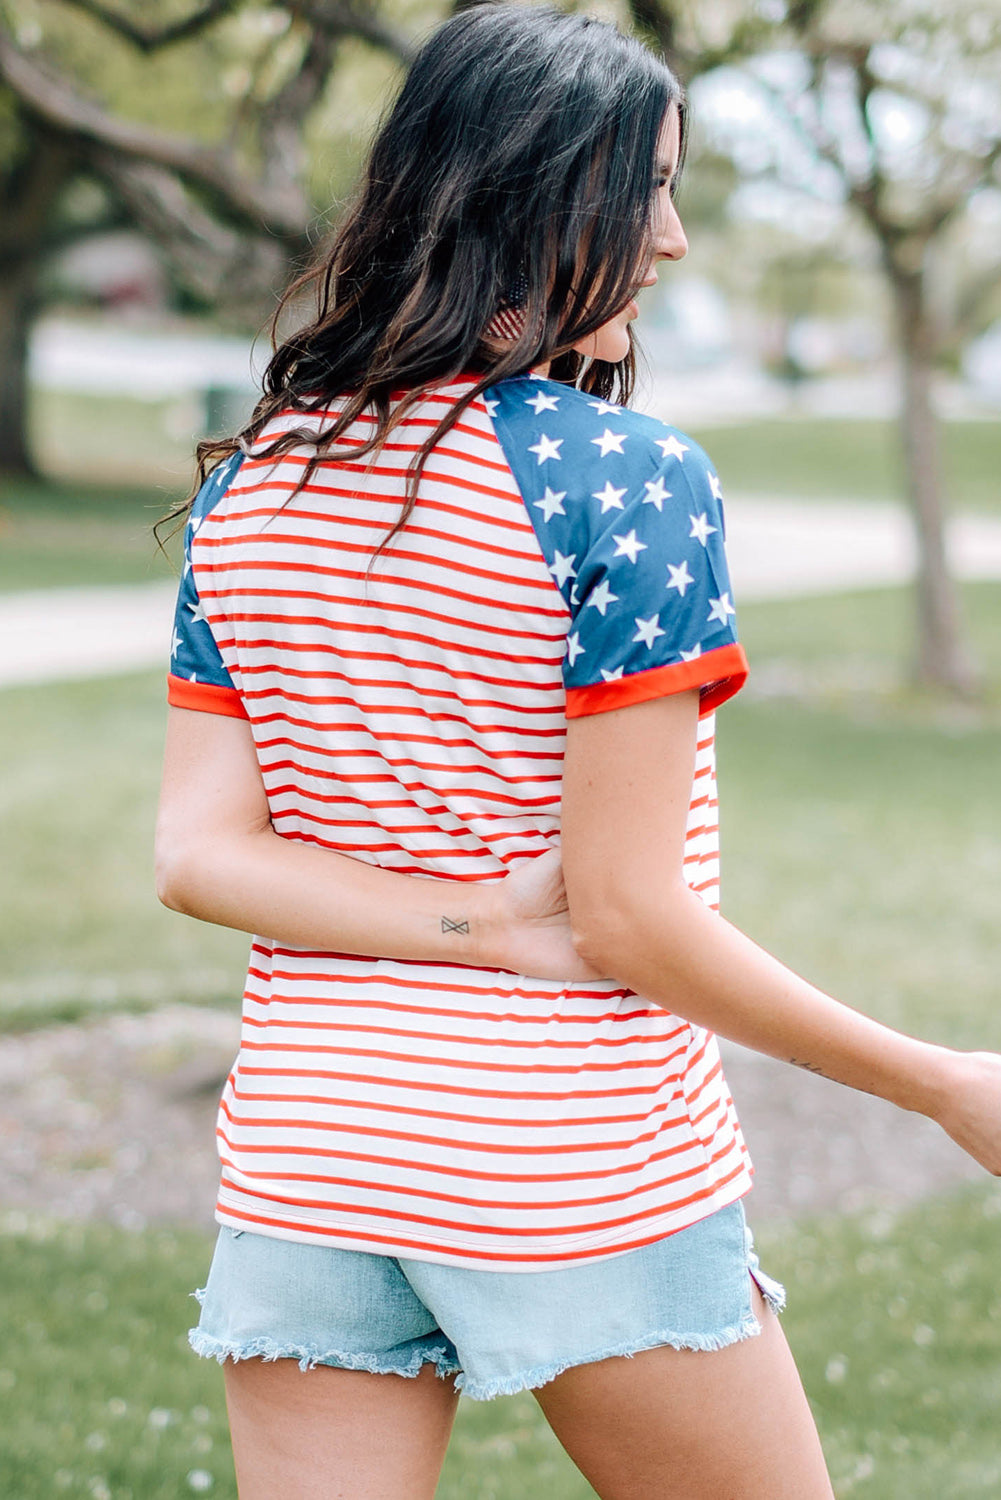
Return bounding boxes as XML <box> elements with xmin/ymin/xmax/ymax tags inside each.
<box><xmin>0</xmin><ymin>671</ymin><xmax>248</xmax><ymax>1028</ymax></box>
<box><xmin>688</xmin><ymin>418</ymin><xmax>1001</xmax><ymax>514</ymax></box>
<box><xmin>761</xmin><ymin>1185</ymin><xmax>1001</xmax><ymax>1497</ymax></box>
<box><xmin>3</xmin><ymin>1184</ymin><xmax>1001</xmax><ymax>1498</ymax></box>
<box><xmin>0</xmin><ymin>475</ymin><xmax>182</xmax><ymax>592</ymax></box>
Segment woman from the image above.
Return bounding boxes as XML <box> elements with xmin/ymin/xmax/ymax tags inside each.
<box><xmin>156</xmin><ymin>7</ymin><xmax>1001</xmax><ymax>1497</ymax></box>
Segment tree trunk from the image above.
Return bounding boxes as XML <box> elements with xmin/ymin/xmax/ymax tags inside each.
<box><xmin>889</xmin><ymin>265</ymin><xmax>978</xmax><ymax>696</ymax></box>
<box><xmin>0</xmin><ymin>123</ymin><xmax>74</xmax><ymax>477</ymax></box>
<box><xmin>0</xmin><ymin>258</ymin><xmax>40</xmax><ymax>476</ymax></box>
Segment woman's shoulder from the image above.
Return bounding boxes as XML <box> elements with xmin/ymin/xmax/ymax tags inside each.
<box><xmin>485</xmin><ymin>373</ymin><xmax>722</xmax><ymax>517</ymax></box>
<box><xmin>486</xmin><ymin>373</ymin><xmax>716</xmax><ymax>485</ymax></box>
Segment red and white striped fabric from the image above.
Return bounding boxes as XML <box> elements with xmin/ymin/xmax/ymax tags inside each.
<box><xmin>167</xmin><ymin>375</ymin><xmax>753</xmax><ymax>1269</ymax></box>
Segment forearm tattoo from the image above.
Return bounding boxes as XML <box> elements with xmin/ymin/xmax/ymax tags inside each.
<box><xmin>441</xmin><ymin>916</ymin><xmax>470</xmax><ymax>935</ymax></box>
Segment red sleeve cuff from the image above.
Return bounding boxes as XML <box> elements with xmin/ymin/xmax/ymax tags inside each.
<box><xmin>167</xmin><ymin>673</ymin><xmax>249</xmax><ymax>719</ymax></box>
<box><xmin>565</xmin><ymin>643</ymin><xmax>749</xmax><ymax>719</ymax></box>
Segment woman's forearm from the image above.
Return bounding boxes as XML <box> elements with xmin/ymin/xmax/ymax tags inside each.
<box><xmin>157</xmin><ymin>825</ymin><xmax>507</xmax><ymax>966</ymax></box>
<box><xmin>576</xmin><ymin>883</ymin><xmax>955</xmax><ymax>1118</ymax></box>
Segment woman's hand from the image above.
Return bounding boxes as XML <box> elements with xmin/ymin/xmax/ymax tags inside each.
<box><xmin>929</xmin><ymin>1050</ymin><xmax>1001</xmax><ymax>1175</ymax></box>
<box><xmin>489</xmin><ymin>848</ymin><xmax>603</xmax><ymax>982</ymax></box>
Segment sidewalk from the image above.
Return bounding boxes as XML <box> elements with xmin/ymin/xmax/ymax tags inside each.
<box><xmin>2</xmin><ymin>498</ymin><xmax>1001</xmax><ymax>688</ymax></box>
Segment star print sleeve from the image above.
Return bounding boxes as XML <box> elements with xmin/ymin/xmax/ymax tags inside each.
<box><xmin>562</xmin><ymin>437</ymin><xmax>748</xmax><ymax>716</ymax></box>
<box><xmin>166</xmin><ymin>454</ymin><xmax>249</xmax><ymax>720</ymax></box>
<box><xmin>562</xmin><ymin>442</ymin><xmax>747</xmax><ymax>718</ymax></box>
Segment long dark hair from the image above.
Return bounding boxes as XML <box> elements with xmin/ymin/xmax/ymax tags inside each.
<box><xmin>161</xmin><ymin>3</ymin><xmax>684</xmax><ymax>548</ymax></box>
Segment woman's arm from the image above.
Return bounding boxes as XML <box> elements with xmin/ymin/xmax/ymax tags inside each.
<box><xmin>156</xmin><ymin>705</ymin><xmax>591</xmax><ymax>980</ymax></box>
<box><xmin>561</xmin><ymin>688</ymin><xmax>1001</xmax><ymax>1174</ymax></box>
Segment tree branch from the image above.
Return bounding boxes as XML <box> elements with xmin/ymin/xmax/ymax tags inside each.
<box><xmin>96</xmin><ymin>150</ymin><xmax>290</xmax><ymax>307</ymax></box>
<box><xmin>0</xmin><ymin>28</ymin><xmax>309</xmax><ymax>235</ymax></box>
<box><xmin>53</xmin><ymin>0</ymin><xmax>240</xmax><ymax>53</ymax></box>
<box><xmin>286</xmin><ymin>0</ymin><xmax>416</xmax><ymax>65</ymax></box>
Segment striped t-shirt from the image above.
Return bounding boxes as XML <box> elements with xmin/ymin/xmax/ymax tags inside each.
<box><xmin>167</xmin><ymin>373</ymin><xmax>753</xmax><ymax>1270</ymax></box>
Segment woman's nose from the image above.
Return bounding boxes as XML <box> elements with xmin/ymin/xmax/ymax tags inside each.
<box><xmin>654</xmin><ymin>202</ymin><xmax>688</xmax><ymax>263</ymax></box>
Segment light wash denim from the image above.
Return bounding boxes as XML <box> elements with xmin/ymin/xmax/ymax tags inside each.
<box><xmin>190</xmin><ymin>1199</ymin><xmax>784</xmax><ymax>1401</ymax></box>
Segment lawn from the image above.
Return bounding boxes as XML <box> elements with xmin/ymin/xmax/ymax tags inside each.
<box><xmin>688</xmin><ymin>416</ymin><xmax>1001</xmax><ymax>514</ymax></box>
<box><xmin>3</xmin><ymin>1182</ymin><xmax>1000</xmax><ymax>1498</ymax></box>
<box><xmin>0</xmin><ymin>474</ymin><xmax>182</xmax><ymax>592</ymax></box>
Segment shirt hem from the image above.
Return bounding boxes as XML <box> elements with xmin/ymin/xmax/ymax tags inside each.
<box><xmin>167</xmin><ymin>673</ymin><xmax>249</xmax><ymax>719</ymax></box>
<box><xmin>565</xmin><ymin>643</ymin><xmax>748</xmax><ymax>719</ymax></box>
<box><xmin>213</xmin><ymin>1169</ymin><xmax>755</xmax><ymax>1273</ymax></box>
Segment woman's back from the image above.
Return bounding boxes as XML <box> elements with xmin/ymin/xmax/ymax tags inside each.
<box><xmin>167</xmin><ymin>372</ymin><xmax>752</xmax><ymax>1268</ymax></box>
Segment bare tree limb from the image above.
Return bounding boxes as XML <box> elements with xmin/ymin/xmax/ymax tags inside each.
<box><xmin>0</xmin><ymin>28</ymin><xmax>309</xmax><ymax>234</ymax></box>
<box><xmin>286</xmin><ymin>0</ymin><xmax>416</xmax><ymax>65</ymax></box>
<box><xmin>53</xmin><ymin>0</ymin><xmax>240</xmax><ymax>53</ymax></box>
<box><xmin>257</xmin><ymin>22</ymin><xmax>340</xmax><ymax>191</ymax></box>
<box><xmin>97</xmin><ymin>150</ymin><xmax>289</xmax><ymax>307</ymax></box>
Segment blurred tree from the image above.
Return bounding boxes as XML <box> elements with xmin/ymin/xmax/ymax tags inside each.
<box><xmin>755</xmin><ymin>0</ymin><xmax>1001</xmax><ymax>694</ymax></box>
<box><xmin>0</xmin><ymin>0</ymin><xmax>417</xmax><ymax>476</ymax></box>
<box><xmin>636</xmin><ymin>0</ymin><xmax>1001</xmax><ymax>694</ymax></box>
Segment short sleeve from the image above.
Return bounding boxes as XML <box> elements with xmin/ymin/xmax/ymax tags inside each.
<box><xmin>166</xmin><ymin>453</ymin><xmax>248</xmax><ymax>720</ymax></box>
<box><xmin>563</xmin><ymin>441</ymin><xmax>747</xmax><ymax>718</ymax></box>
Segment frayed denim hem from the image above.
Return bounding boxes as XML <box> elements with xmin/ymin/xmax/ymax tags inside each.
<box><xmin>457</xmin><ymin>1309</ymin><xmax>765</xmax><ymax>1403</ymax></box>
<box><xmin>187</xmin><ymin>1327</ymin><xmax>461</xmax><ymax>1381</ymax></box>
<box><xmin>750</xmin><ymin>1264</ymin><xmax>786</xmax><ymax>1316</ymax></box>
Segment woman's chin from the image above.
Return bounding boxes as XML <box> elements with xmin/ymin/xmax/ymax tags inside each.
<box><xmin>574</xmin><ymin>328</ymin><xmax>631</xmax><ymax>364</ymax></box>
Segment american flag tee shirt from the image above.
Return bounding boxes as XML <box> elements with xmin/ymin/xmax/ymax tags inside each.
<box><xmin>167</xmin><ymin>373</ymin><xmax>753</xmax><ymax>1269</ymax></box>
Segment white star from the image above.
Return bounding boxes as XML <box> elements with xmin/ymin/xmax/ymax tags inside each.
<box><xmin>656</xmin><ymin>435</ymin><xmax>689</xmax><ymax>462</ymax></box>
<box><xmin>528</xmin><ymin>433</ymin><xmax>563</xmax><ymax>465</ymax></box>
<box><xmin>680</xmin><ymin>644</ymin><xmax>703</xmax><ymax>661</ymax></box>
<box><xmin>592</xmin><ymin>428</ymin><xmax>628</xmax><ymax>458</ymax></box>
<box><xmin>534</xmin><ymin>486</ymin><xmax>567</xmax><ymax>522</ymax></box>
<box><xmin>643</xmin><ymin>476</ymin><xmax>672</xmax><ymax>512</ymax></box>
<box><xmin>600</xmin><ymin>666</ymin><xmax>625</xmax><ymax>682</ymax></box>
<box><xmin>566</xmin><ymin>631</ymin><xmax>585</xmax><ymax>666</ymax></box>
<box><xmin>707</xmin><ymin>592</ymin><xmax>736</xmax><ymax>625</ymax></box>
<box><xmin>709</xmin><ymin>472</ymin><xmax>724</xmax><ymax>501</ymax></box>
<box><xmin>569</xmin><ymin>583</ymin><xmax>580</xmax><ymax>606</ymax></box>
<box><xmin>170</xmin><ymin>628</ymin><xmax>183</xmax><ymax>659</ymax></box>
<box><xmin>667</xmin><ymin>560</ymin><xmax>695</xmax><ymax>596</ymax></box>
<box><xmin>549</xmin><ymin>550</ymin><xmax>577</xmax><ymax>587</ymax></box>
<box><xmin>182</xmin><ymin>553</ymin><xmax>192</xmax><ymax>578</ymax></box>
<box><xmin>589</xmin><ymin>399</ymin><xmax>620</xmax><ymax>415</ymax></box>
<box><xmin>689</xmin><ymin>512</ymin><xmax>718</xmax><ymax>547</ymax></box>
<box><xmin>592</xmin><ymin>481</ymin><xmax>626</xmax><ymax>513</ymax></box>
<box><xmin>612</xmin><ymin>530</ymin><xmax>647</xmax><ymax>564</ymax></box>
<box><xmin>585</xmin><ymin>580</ymin><xmax>619</xmax><ymax>616</ymax></box>
<box><xmin>484</xmin><ymin>397</ymin><xmax>500</xmax><ymax>417</ymax></box>
<box><xmin>633</xmin><ymin>614</ymin><xmax>666</xmax><ymax>650</ymax></box>
<box><xmin>188</xmin><ymin>672</ymin><xmax>198</xmax><ymax>682</ymax></box>
<box><xmin>526</xmin><ymin>389</ymin><xmax>560</xmax><ymax>414</ymax></box>
<box><xmin>189</xmin><ymin>512</ymin><xmax>204</xmax><ymax>534</ymax></box>
<box><xmin>186</xmin><ymin>600</ymin><xmax>209</xmax><ymax>625</ymax></box>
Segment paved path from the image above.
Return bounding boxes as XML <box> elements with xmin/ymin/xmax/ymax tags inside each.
<box><xmin>3</xmin><ymin>498</ymin><xmax>1001</xmax><ymax>688</ymax></box>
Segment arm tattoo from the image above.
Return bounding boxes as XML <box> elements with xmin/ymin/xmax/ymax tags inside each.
<box><xmin>790</xmin><ymin>1057</ymin><xmax>836</xmax><ymax>1082</ymax></box>
<box><xmin>441</xmin><ymin>916</ymin><xmax>470</xmax><ymax>935</ymax></box>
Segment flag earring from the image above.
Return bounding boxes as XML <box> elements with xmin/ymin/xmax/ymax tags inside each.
<box><xmin>486</xmin><ymin>268</ymin><xmax>529</xmax><ymax>340</ymax></box>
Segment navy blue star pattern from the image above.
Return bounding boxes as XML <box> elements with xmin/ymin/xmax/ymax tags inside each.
<box><xmin>169</xmin><ymin>450</ymin><xmax>244</xmax><ymax>689</ymax></box>
<box><xmin>487</xmin><ymin>376</ymin><xmax>742</xmax><ymax>705</ymax></box>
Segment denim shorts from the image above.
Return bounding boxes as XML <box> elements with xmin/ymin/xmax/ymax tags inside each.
<box><xmin>190</xmin><ymin>1198</ymin><xmax>784</xmax><ymax>1402</ymax></box>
